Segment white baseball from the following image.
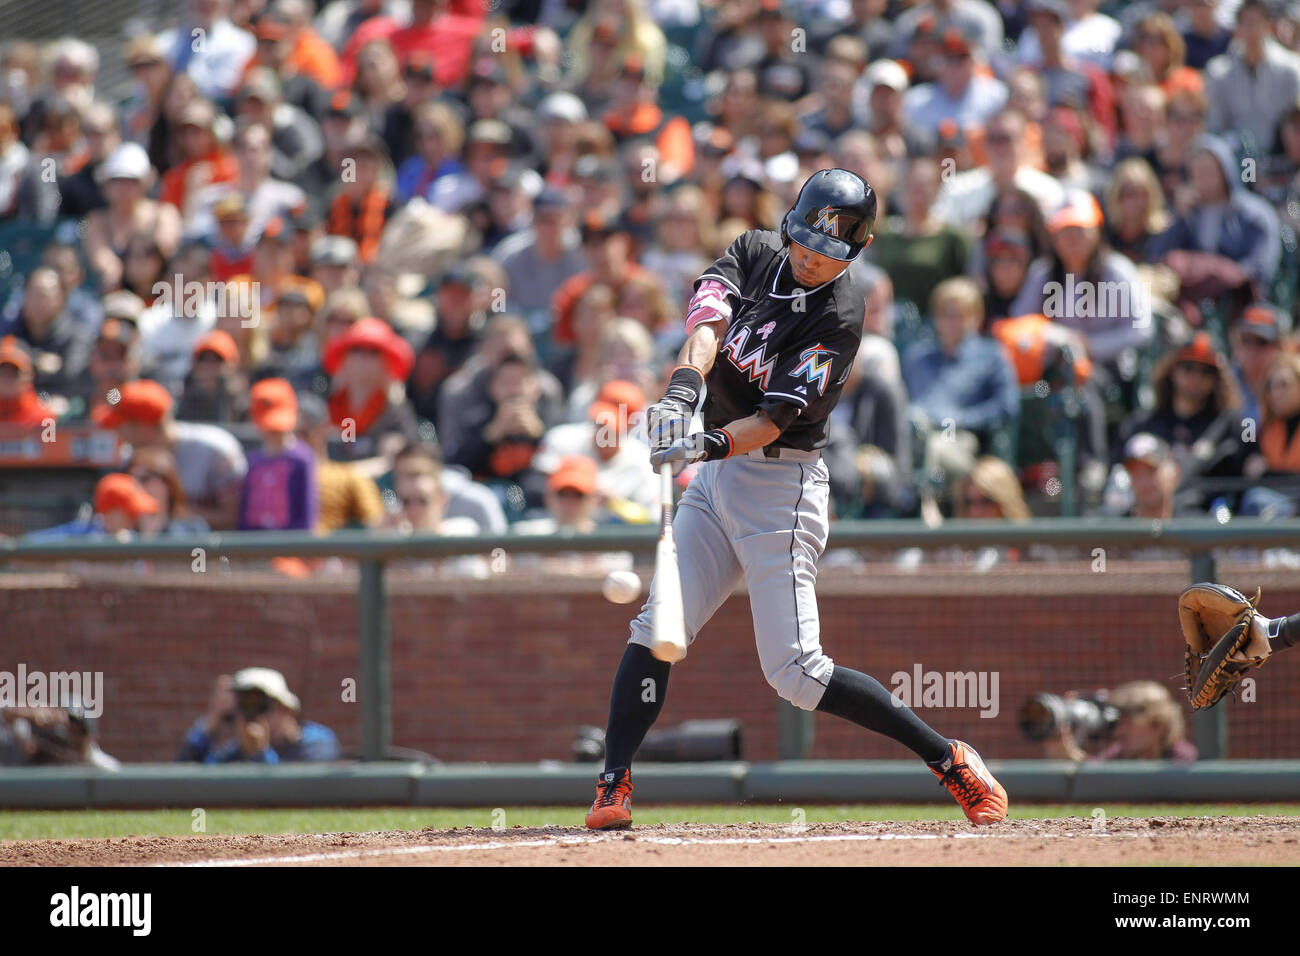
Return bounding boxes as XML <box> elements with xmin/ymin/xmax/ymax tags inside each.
<box><xmin>602</xmin><ymin>570</ymin><xmax>642</xmax><ymax>604</ymax></box>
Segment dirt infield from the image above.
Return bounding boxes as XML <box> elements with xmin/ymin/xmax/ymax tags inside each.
<box><xmin>5</xmin><ymin>816</ymin><xmax>1300</xmax><ymax>866</ymax></box>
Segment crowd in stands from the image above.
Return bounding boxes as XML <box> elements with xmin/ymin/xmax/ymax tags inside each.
<box><xmin>1</xmin><ymin>0</ymin><xmax>1299</xmax><ymax>562</ymax></box>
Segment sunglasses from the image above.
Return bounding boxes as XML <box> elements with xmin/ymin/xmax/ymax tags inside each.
<box><xmin>555</xmin><ymin>488</ymin><xmax>588</xmax><ymax>500</ymax></box>
<box><xmin>1238</xmin><ymin>335</ymin><xmax>1276</xmax><ymax>349</ymax></box>
<box><xmin>1176</xmin><ymin>361</ymin><xmax>1218</xmax><ymax>376</ymax></box>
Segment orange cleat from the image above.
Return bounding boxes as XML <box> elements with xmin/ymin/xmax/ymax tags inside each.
<box><xmin>585</xmin><ymin>767</ymin><xmax>634</xmax><ymax>830</ymax></box>
<box><xmin>931</xmin><ymin>740</ymin><xmax>1008</xmax><ymax>825</ymax></box>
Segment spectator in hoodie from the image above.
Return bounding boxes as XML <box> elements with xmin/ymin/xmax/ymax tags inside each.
<box><xmin>1148</xmin><ymin>133</ymin><xmax>1283</xmax><ymax>292</ymax></box>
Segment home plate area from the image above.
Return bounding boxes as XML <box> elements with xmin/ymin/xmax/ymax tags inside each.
<box><xmin>4</xmin><ymin>817</ymin><xmax>1299</xmax><ymax>867</ymax></box>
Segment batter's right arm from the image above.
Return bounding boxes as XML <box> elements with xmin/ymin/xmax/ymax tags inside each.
<box><xmin>645</xmin><ymin>323</ymin><xmax>723</xmax><ymax>459</ymax></box>
<box><xmin>677</xmin><ymin>320</ymin><xmax>725</xmax><ymax>376</ymax></box>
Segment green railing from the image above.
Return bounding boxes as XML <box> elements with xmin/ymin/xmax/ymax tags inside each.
<box><xmin>3</xmin><ymin>518</ymin><xmax>1298</xmax><ymax>761</ymax></box>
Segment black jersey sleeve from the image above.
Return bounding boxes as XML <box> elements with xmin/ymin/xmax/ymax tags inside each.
<box><xmin>757</xmin><ymin>325</ymin><xmax>861</xmax><ymax>433</ymax></box>
<box><xmin>695</xmin><ymin>230</ymin><xmax>764</xmax><ymax>300</ymax></box>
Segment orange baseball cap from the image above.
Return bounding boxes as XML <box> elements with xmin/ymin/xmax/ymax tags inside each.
<box><xmin>249</xmin><ymin>377</ymin><xmax>298</xmax><ymax>432</ymax></box>
<box><xmin>0</xmin><ymin>335</ymin><xmax>32</xmax><ymax>375</ymax></box>
<box><xmin>192</xmin><ymin>329</ymin><xmax>240</xmax><ymax>364</ymax></box>
<box><xmin>93</xmin><ymin>472</ymin><xmax>161</xmax><ymax>518</ymax></box>
<box><xmin>1047</xmin><ymin>190</ymin><xmax>1104</xmax><ymax>232</ymax></box>
<box><xmin>588</xmin><ymin>379</ymin><xmax>646</xmax><ymax>429</ymax></box>
<box><xmin>321</xmin><ymin>316</ymin><xmax>415</xmax><ymax>381</ymax></box>
<box><xmin>1175</xmin><ymin>331</ymin><xmax>1224</xmax><ymax>369</ymax></box>
<box><xmin>548</xmin><ymin>455</ymin><xmax>598</xmax><ymax>496</ymax></box>
<box><xmin>93</xmin><ymin>379</ymin><xmax>173</xmax><ymax>428</ymax></box>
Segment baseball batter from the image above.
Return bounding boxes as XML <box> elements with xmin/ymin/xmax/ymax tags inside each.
<box><xmin>585</xmin><ymin>169</ymin><xmax>1009</xmax><ymax>829</ymax></box>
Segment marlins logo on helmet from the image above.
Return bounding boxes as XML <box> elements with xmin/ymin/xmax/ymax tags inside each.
<box><xmin>812</xmin><ymin>205</ymin><xmax>839</xmax><ymax>235</ymax></box>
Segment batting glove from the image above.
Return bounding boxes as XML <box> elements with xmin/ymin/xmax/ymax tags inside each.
<box><xmin>646</xmin><ymin>400</ymin><xmax>692</xmax><ymax>452</ymax></box>
<box><xmin>647</xmin><ymin>366</ymin><xmax>706</xmax><ymax>454</ymax></box>
<box><xmin>650</xmin><ymin>429</ymin><xmax>734</xmax><ymax>475</ymax></box>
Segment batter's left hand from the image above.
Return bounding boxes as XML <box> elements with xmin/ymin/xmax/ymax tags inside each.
<box><xmin>650</xmin><ymin>434</ymin><xmax>706</xmax><ymax>475</ymax></box>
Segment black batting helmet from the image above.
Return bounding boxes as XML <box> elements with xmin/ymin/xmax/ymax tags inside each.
<box><xmin>781</xmin><ymin>168</ymin><xmax>877</xmax><ymax>261</ymax></box>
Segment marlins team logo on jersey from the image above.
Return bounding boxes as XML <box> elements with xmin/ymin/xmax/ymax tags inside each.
<box><xmin>812</xmin><ymin>205</ymin><xmax>839</xmax><ymax>236</ymax></box>
<box><xmin>791</xmin><ymin>343</ymin><xmax>836</xmax><ymax>396</ymax></box>
<box><xmin>721</xmin><ymin>325</ymin><xmax>776</xmax><ymax>390</ymax></box>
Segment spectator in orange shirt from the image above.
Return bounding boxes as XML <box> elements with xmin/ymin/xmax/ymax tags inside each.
<box><xmin>243</xmin><ymin>2</ymin><xmax>341</xmax><ymax>99</ymax></box>
<box><xmin>325</xmin><ymin>132</ymin><xmax>394</xmax><ymax>264</ymax></box>
<box><xmin>159</xmin><ymin>99</ymin><xmax>239</xmax><ymax>219</ymax></box>
<box><xmin>550</xmin><ymin>212</ymin><xmax>653</xmax><ymax>347</ymax></box>
<box><xmin>601</xmin><ymin>55</ymin><xmax>693</xmax><ymax>183</ymax></box>
<box><xmin>0</xmin><ymin>337</ymin><xmax>53</xmax><ymax>428</ymax></box>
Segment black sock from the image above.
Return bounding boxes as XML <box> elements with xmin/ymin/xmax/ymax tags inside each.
<box><xmin>603</xmin><ymin>643</ymin><xmax>672</xmax><ymax>772</ymax></box>
<box><xmin>1274</xmin><ymin>613</ymin><xmax>1300</xmax><ymax>650</ymax></box>
<box><xmin>816</xmin><ymin>666</ymin><xmax>952</xmax><ymax>765</ymax></box>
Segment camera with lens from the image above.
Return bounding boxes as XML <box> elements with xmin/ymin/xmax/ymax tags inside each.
<box><xmin>1018</xmin><ymin>691</ymin><xmax>1120</xmax><ymax>745</ymax></box>
<box><xmin>236</xmin><ymin>689</ymin><xmax>272</xmax><ymax>722</ymax></box>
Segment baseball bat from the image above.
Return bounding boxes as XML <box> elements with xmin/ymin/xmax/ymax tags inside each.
<box><xmin>649</xmin><ymin>463</ymin><xmax>687</xmax><ymax>663</ymax></box>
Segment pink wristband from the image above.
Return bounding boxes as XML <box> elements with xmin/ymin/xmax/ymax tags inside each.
<box><xmin>685</xmin><ymin>279</ymin><xmax>732</xmax><ymax>335</ymax></box>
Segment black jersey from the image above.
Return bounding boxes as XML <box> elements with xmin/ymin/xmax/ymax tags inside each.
<box><xmin>695</xmin><ymin>229</ymin><xmax>864</xmax><ymax>452</ymax></box>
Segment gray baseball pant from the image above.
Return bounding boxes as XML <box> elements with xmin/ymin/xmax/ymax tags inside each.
<box><xmin>628</xmin><ymin>448</ymin><xmax>835</xmax><ymax>711</ymax></box>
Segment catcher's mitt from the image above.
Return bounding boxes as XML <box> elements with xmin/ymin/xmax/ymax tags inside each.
<box><xmin>1177</xmin><ymin>583</ymin><xmax>1272</xmax><ymax>710</ymax></box>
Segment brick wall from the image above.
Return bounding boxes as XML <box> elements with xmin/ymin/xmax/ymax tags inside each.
<box><xmin>3</xmin><ymin>561</ymin><xmax>1298</xmax><ymax>763</ymax></box>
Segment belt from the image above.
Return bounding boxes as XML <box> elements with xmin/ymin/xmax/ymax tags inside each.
<box><xmin>744</xmin><ymin>446</ymin><xmax>822</xmax><ymax>463</ymax></box>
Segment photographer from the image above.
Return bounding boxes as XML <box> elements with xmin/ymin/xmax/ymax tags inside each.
<box><xmin>0</xmin><ymin>704</ymin><xmax>119</xmax><ymax>769</ymax></box>
<box><xmin>1025</xmin><ymin>680</ymin><xmax>1197</xmax><ymax>763</ymax></box>
<box><xmin>177</xmin><ymin>669</ymin><xmax>340</xmax><ymax>764</ymax></box>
